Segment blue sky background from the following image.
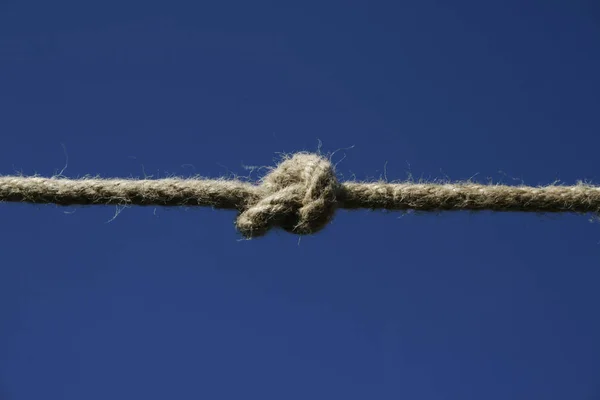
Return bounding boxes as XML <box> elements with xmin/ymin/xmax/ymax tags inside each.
<box><xmin>1</xmin><ymin>1</ymin><xmax>599</xmax><ymax>399</ymax></box>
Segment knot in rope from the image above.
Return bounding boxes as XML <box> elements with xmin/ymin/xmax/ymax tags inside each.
<box><xmin>236</xmin><ymin>153</ymin><xmax>339</xmax><ymax>238</ymax></box>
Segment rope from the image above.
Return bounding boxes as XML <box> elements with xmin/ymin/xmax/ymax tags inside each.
<box><xmin>1</xmin><ymin>152</ymin><xmax>598</xmax><ymax>238</ymax></box>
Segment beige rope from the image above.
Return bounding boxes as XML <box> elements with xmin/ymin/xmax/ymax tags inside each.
<box><xmin>1</xmin><ymin>152</ymin><xmax>598</xmax><ymax>238</ymax></box>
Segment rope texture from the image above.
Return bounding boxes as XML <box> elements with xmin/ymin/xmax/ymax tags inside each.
<box><xmin>1</xmin><ymin>152</ymin><xmax>599</xmax><ymax>238</ymax></box>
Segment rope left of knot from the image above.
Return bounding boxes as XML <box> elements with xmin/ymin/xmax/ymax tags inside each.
<box><xmin>236</xmin><ymin>153</ymin><xmax>340</xmax><ymax>238</ymax></box>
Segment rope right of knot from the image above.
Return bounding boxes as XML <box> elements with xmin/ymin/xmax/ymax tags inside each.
<box><xmin>235</xmin><ymin>153</ymin><xmax>340</xmax><ymax>238</ymax></box>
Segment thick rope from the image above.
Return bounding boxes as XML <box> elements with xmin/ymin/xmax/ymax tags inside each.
<box><xmin>1</xmin><ymin>152</ymin><xmax>599</xmax><ymax>238</ymax></box>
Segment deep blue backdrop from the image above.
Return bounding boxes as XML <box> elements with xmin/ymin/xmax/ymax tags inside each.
<box><xmin>1</xmin><ymin>1</ymin><xmax>599</xmax><ymax>399</ymax></box>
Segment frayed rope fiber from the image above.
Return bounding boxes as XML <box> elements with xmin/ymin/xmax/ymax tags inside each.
<box><xmin>1</xmin><ymin>152</ymin><xmax>599</xmax><ymax>238</ymax></box>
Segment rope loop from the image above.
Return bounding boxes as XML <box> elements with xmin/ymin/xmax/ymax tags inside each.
<box><xmin>236</xmin><ymin>153</ymin><xmax>339</xmax><ymax>238</ymax></box>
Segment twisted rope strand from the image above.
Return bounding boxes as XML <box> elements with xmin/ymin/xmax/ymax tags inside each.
<box><xmin>1</xmin><ymin>153</ymin><xmax>598</xmax><ymax>237</ymax></box>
